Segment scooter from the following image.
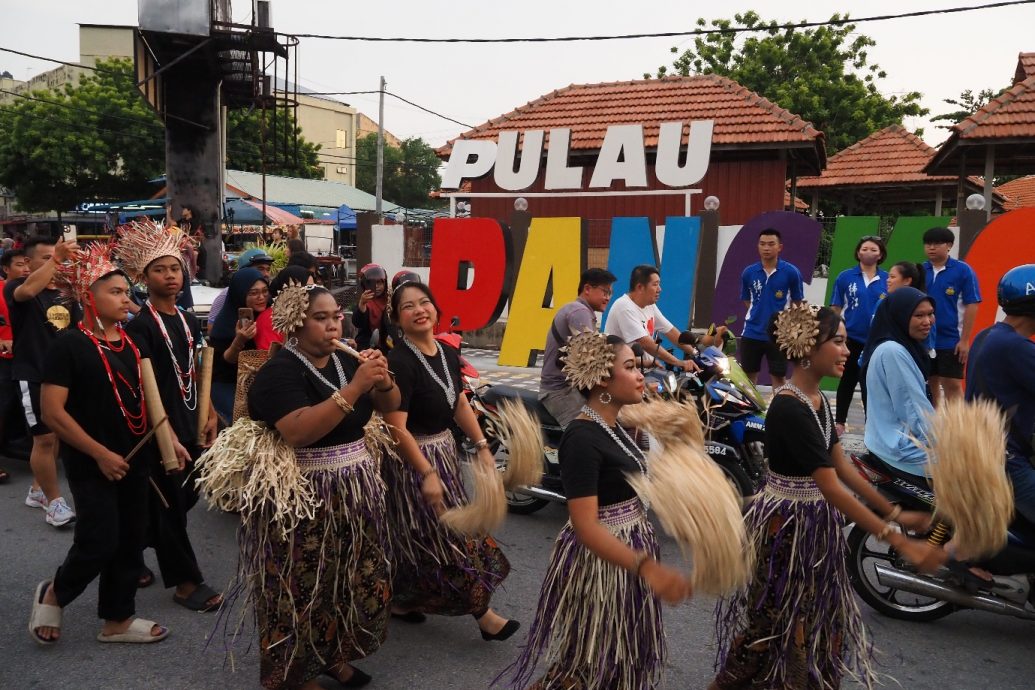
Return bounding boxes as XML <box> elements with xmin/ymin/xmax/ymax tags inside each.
<box><xmin>846</xmin><ymin>451</ymin><xmax>1035</xmax><ymax>623</ymax></box>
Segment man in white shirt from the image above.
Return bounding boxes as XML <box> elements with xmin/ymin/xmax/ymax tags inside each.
<box><xmin>604</xmin><ymin>265</ymin><xmax>699</xmax><ymax>370</ymax></box>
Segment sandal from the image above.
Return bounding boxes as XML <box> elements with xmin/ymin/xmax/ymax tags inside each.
<box><xmin>0</xmin><ymin>467</ymin><xmax>9</xmax><ymax>484</ymax></box>
<box><xmin>326</xmin><ymin>664</ymin><xmax>372</xmax><ymax>688</ymax></box>
<box><xmin>946</xmin><ymin>557</ymin><xmax>995</xmax><ymax>593</ymax></box>
<box><xmin>137</xmin><ymin>566</ymin><xmax>154</xmax><ymax>589</ymax></box>
<box><xmin>173</xmin><ymin>583</ymin><xmax>223</xmax><ymax>612</ymax></box>
<box><xmin>28</xmin><ymin>580</ymin><xmax>61</xmax><ymax>645</ymax></box>
<box><xmin>96</xmin><ymin>618</ymin><xmax>169</xmax><ymax>644</ymax></box>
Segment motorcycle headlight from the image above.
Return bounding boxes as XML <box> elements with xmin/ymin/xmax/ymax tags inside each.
<box><xmin>716</xmin><ymin>354</ymin><xmax>730</xmax><ymax>376</ymax></box>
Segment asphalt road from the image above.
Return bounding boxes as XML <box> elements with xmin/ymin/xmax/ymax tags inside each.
<box><xmin>0</xmin><ymin>351</ymin><xmax>1032</xmax><ymax>689</ymax></box>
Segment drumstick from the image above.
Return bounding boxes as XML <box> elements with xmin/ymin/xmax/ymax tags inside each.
<box><xmin>121</xmin><ymin>416</ymin><xmax>173</xmax><ymax>509</ymax></box>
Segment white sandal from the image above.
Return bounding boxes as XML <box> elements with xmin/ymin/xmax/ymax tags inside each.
<box><xmin>28</xmin><ymin>580</ymin><xmax>62</xmax><ymax>645</ymax></box>
<box><xmin>96</xmin><ymin>617</ymin><xmax>169</xmax><ymax>644</ymax></box>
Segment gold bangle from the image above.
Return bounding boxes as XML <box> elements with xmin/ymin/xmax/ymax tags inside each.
<box><xmin>885</xmin><ymin>505</ymin><xmax>903</xmax><ymax>522</ymax></box>
<box><xmin>472</xmin><ymin>438</ymin><xmax>489</xmax><ymax>451</ymax></box>
<box><xmin>330</xmin><ymin>391</ymin><xmax>353</xmax><ymax>415</ymax></box>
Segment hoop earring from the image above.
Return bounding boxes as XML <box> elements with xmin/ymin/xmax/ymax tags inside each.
<box><xmin>599</xmin><ymin>392</ymin><xmax>613</xmax><ymax>404</ymax></box>
<box><xmin>800</xmin><ymin>358</ymin><xmax>811</xmax><ymax>370</ymax></box>
<box><xmin>287</xmin><ymin>337</ymin><xmax>299</xmax><ymax>348</ymax></box>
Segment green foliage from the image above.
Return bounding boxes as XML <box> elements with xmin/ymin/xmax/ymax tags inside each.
<box><xmin>225</xmin><ymin>108</ymin><xmax>323</xmax><ymax>179</ymax></box>
<box><xmin>244</xmin><ymin>240</ymin><xmax>289</xmax><ymax>274</ymax></box>
<box><xmin>931</xmin><ymin>87</ymin><xmax>1004</xmax><ymax>130</ymax></box>
<box><xmin>649</xmin><ymin>12</ymin><xmax>927</xmax><ymax>154</ymax></box>
<box><xmin>355</xmin><ymin>133</ymin><xmax>443</xmax><ymax>209</ymax></box>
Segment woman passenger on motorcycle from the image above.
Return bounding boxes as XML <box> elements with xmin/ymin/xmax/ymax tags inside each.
<box><xmin>712</xmin><ymin>304</ymin><xmax>941</xmax><ymax>690</ymax></box>
<box><xmin>501</xmin><ymin>332</ymin><xmax>692</xmax><ymax>689</ymax></box>
<box><xmin>860</xmin><ymin>287</ymin><xmax>936</xmax><ymax>478</ymax></box>
<box><xmin>382</xmin><ymin>282</ymin><xmax>517</xmax><ymax>639</ymax></box>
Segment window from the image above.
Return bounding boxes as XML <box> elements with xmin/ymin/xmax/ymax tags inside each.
<box><xmin>335</xmin><ymin>129</ymin><xmax>349</xmax><ymax>149</ymax></box>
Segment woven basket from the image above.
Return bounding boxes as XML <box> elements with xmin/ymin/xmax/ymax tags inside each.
<box><xmin>233</xmin><ymin>349</ymin><xmax>271</xmax><ymax>423</ymax></box>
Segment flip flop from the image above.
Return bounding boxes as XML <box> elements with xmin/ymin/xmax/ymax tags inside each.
<box><xmin>173</xmin><ymin>583</ymin><xmax>223</xmax><ymax>612</ymax></box>
<box><xmin>96</xmin><ymin>618</ymin><xmax>169</xmax><ymax>644</ymax></box>
<box><xmin>28</xmin><ymin>580</ymin><xmax>62</xmax><ymax>646</ymax></box>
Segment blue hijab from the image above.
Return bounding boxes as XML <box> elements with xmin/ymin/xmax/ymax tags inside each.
<box><xmin>209</xmin><ymin>267</ymin><xmax>268</xmax><ymax>342</ymax></box>
<box><xmin>859</xmin><ymin>286</ymin><xmax>934</xmax><ymax>384</ymax></box>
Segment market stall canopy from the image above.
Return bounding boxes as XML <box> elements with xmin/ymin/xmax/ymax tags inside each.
<box><xmin>224</xmin><ymin>198</ymin><xmax>305</xmax><ymax>225</ymax></box>
<box><xmin>337</xmin><ymin>203</ymin><xmax>357</xmax><ymax>229</ymax></box>
<box><xmin>224</xmin><ymin>169</ymin><xmax>402</xmax><ymax>213</ymax></box>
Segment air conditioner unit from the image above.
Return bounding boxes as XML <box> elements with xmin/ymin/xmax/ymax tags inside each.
<box><xmin>336</xmin><ymin>166</ymin><xmax>348</xmax><ymax>174</ymax></box>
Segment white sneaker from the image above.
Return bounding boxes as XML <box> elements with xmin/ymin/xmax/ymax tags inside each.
<box><xmin>45</xmin><ymin>497</ymin><xmax>76</xmax><ymax>527</ymax></box>
<box><xmin>25</xmin><ymin>486</ymin><xmax>49</xmax><ymax>510</ymax></box>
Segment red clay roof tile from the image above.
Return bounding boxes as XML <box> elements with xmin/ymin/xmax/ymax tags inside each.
<box><xmin>953</xmin><ymin>75</ymin><xmax>1035</xmax><ymax>140</ymax></box>
<box><xmin>1015</xmin><ymin>52</ymin><xmax>1035</xmax><ymax>84</ymax></box>
<box><xmin>997</xmin><ymin>175</ymin><xmax>1035</xmax><ymax>209</ymax></box>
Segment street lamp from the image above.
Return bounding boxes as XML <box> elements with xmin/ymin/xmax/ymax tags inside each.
<box><xmin>965</xmin><ymin>193</ymin><xmax>986</xmax><ymax>211</ymax></box>
<box><xmin>514</xmin><ymin>197</ymin><xmax>528</xmax><ymax>212</ymax></box>
<box><xmin>703</xmin><ymin>195</ymin><xmax>720</xmax><ymax>211</ymax></box>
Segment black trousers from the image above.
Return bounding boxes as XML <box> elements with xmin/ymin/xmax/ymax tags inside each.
<box><xmin>147</xmin><ymin>446</ymin><xmax>204</xmax><ymax>588</ymax></box>
<box><xmin>52</xmin><ymin>472</ymin><xmax>148</xmax><ymax>621</ymax></box>
<box><xmin>835</xmin><ymin>338</ymin><xmax>868</xmax><ymax>425</ymax></box>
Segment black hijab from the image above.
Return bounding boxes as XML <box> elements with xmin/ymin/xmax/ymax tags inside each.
<box><xmin>859</xmin><ymin>286</ymin><xmax>934</xmax><ymax>384</ymax></box>
<box><xmin>209</xmin><ymin>267</ymin><xmax>268</xmax><ymax>342</ymax></box>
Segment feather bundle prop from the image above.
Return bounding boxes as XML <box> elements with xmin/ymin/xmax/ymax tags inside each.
<box><xmin>439</xmin><ymin>459</ymin><xmax>507</xmax><ymax>536</ymax></box>
<box><xmin>193</xmin><ymin>418</ymin><xmax>320</xmax><ymax>538</ymax></box>
<box><xmin>925</xmin><ymin>397</ymin><xmax>1013</xmax><ymax>559</ymax></box>
<box><xmin>494</xmin><ymin>399</ymin><xmax>545</xmax><ymax>490</ymax></box>
<box><xmin>773</xmin><ymin>302</ymin><xmax>821</xmax><ymax>360</ymax></box>
<box><xmin>561</xmin><ymin>330</ymin><xmax>614</xmax><ymax>391</ymax></box>
<box><xmin>622</xmin><ymin>398</ymin><xmax>752</xmax><ymax>595</ymax></box>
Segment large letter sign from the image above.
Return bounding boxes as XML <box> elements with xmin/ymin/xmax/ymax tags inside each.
<box><xmin>498</xmin><ymin>217</ymin><xmax>586</xmax><ymax>366</ymax></box>
<box><xmin>961</xmin><ymin>208</ymin><xmax>1035</xmax><ymax>334</ymax></box>
<box><xmin>427</xmin><ymin>218</ymin><xmax>511</xmax><ymax>331</ymax></box>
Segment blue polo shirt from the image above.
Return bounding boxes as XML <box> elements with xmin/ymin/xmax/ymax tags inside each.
<box><xmin>923</xmin><ymin>258</ymin><xmax>981</xmax><ymax>350</ymax></box>
<box><xmin>830</xmin><ymin>266</ymin><xmax>888</xmax><ymax>343</ymax></box>
<box><xmin>966</xmin><ymin>323</ymin><xmax>1035</xmax><ymax>463</ymax></box>
<box><xmin>740</xmin><ymin>259</ymin><xmax>805</xmax><ymax>341</ymax></box>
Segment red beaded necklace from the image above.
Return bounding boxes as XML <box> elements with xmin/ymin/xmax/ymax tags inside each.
<box><xmin>79</xmin><ymin>303</ymin><xmax>148</xmax><ymax>436</ymax></box>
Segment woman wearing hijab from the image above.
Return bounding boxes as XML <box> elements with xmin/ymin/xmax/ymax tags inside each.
<box><xmin>208</xmin><ymin>267</ymin><xmax>269</xmax><ymax>423</ymax></box>
<box><xmin>254</xmin><ymin>266</ymin><xmax>315</xmax><ymax>351</ymax></box>
<box><xmin>861</xmin><ymin>287</ymin><xmax>936</xmax><ymax>478</ymax></box>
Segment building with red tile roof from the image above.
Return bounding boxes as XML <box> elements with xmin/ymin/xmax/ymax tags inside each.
<box><xmin>997</xmin><ymin>175</ymin><xmax>1035</xmax><ymax>209</ymax></box>
<box><xmin>1014</xmin><ymin>52</ymin><xmax>1035</xmax><ymax>84</ymax></box>
<box><xmin>438</xmin><ymin>75</ymin><xmax>826</xmax><ymax>232</ymax></box>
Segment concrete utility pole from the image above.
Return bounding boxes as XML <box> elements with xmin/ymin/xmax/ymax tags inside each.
<box><xmin>375</xmin><ymin>75</ymin><xmax>385</xmax><ymax>222</ymax></box>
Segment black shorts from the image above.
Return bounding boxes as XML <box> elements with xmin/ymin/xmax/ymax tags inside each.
<box><xmin>739</xmin><ymin>336</ymin><xmax>788</xmax><ymax>377</ymax></box>
<box><xmin>929</xmin><ymin>348</ymin><xmax>964</xmax><ymax>379</ymax></box>
<box><xmin>18</xmin><ymin>381</ymin><xmax>50</xmax><ymax>436</ymax></box>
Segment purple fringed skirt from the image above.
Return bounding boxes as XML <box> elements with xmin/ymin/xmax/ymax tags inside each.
<box><xmin>224</xmin><ymin>439</ymin><xmax>392</xmax><ymax>690</ymax></box>
<box><xmin>381</xmin><ymin>429</ymin><xmax>511</xmax><ymax>616</ymax></box>
<box><xmin>714</xmin><ymin>471</ymin><xmax>877</xmax><ymax>690</ymax></box>
<box><xmin>499</xmin><ymin>497</ymin><xmax>664</xmax><ymax>690</ymax></box>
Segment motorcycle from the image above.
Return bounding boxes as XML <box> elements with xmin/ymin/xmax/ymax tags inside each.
<box><xmin>846</xmin><ymin>451</ymin><xmax>1035</xmax><ymax>622</ymax></box>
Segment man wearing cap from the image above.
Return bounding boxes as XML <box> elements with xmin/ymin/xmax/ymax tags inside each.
<box><xmin>206</xmin><ymin>248</ymin><xmax>274</xmax><ymax>327</ymax></box>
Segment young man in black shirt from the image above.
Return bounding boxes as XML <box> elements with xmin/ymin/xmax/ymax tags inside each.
<box><xmin>120</xmin><ymin>221</ymin><xmax>221</xmax><ymax>611</ymax></box>
<box><xmin>4</xmin><ymin>236</ymin><xmax>79</xmax><ymax>527</ymax></box>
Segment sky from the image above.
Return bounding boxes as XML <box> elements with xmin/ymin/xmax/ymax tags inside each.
<box><xmin>2</xmin><ymin>0</ymin><xmax>1034</xmax><ymax>149</ymax></box>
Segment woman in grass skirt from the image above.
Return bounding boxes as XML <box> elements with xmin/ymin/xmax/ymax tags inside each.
<box><xmin>501</xmin><ymin>332</ymin><xmax>693</xmax><ymax>689</ymax></box>
<box><xmin>711</xmin><ymin>305</ymin><xmax>943</xmax><ymax>690</ymax></box>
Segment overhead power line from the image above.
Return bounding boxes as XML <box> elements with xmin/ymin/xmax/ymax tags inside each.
<box><xmin>288</xmin><ymin>1</ymin><xmax>1034</xmax><ymax>42</ymax></box>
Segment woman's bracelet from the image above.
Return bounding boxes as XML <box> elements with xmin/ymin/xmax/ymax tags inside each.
<box><xmin>374</xmin><ymin>380</ymin><xmax>395</xmax><ymax>393</ymax></box>
<box><xmin>629</xmin><ymin>551</ymin><xmax>650</xmax><ymax>577</ymax></box>
<box><xmin>420</xmin><ymin>466</ymin><xmax>438</xmax><ymax>481</ymax></box>
<box><xmin>472</xmin><ymin>438</ymin><xmax>489</xmax><ymax>451</ymax></box>
<box><xmin>885</xmin><ymin>505</ymin><xmax>903</xmax><ymax>522</ymax></box>
<box><xmin>877</xmin><ymin>522</ymin><xmax>896</xmax><ymax>542</ymax></box>
<box><xmin>330</xmin><ymin>391</ymin><xmax>354</xmax><ymax>415</ymax></box>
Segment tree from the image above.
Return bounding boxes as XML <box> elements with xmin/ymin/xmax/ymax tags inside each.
<box><xmin>355</xmin><ymin>133</ymin><xmax>443</xmax><ymax>209</ymax></box>
<box><xmin>931</xmin><ymin>87</ymin><xmax>1004</xmax><ymax>130</ymax></box>
<box><xmin>225</xmin><ymin>107</ymin><xmax>323</xmax><ymax>178</ymax></box>
<box><xmin>649</xmin><ymin>12</ymin><xmax>927</xmax><ymax>154</ymax></box>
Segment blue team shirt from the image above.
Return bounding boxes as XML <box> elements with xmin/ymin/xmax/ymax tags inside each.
<box><xmin>740</xmin><ymin>260</ymin><xmax>805</xmax><ymax>341</ymax></box>
<box><xmin>831</xmin><ymin>266</ymin><xmax>888</xmax><ymax>343</ymax></box>
<box><xmin>923</xmin><ymin>258</ymin><xmax>981</xmax><ymax>350</ymax></box>
<box><xmin>966</xmin><ymin>323</ymin><xmax>1035</xmax><ymax>463</ymax></box>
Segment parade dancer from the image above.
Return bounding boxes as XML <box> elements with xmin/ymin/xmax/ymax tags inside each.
<box><xmin>221</xmin><ymin>281</ymin><xmax>399</xmax><ymax>688</ymax></box>
<box><xmin>383</xmin><ymin>282</ymin><xmax>517</xmax><ymax>638</ymax></box>
<box><xmin>28</xmin><ymin>242</ymin><xmax>190</xmax><ymax>645</ymax></box>
<box><xmin>712</xmin><ymin>304</ymin><xmax>944</xmax><ymax>689</ymax></box>
<box><xmin>118</xmin><ymin>220</ymin><xmax>222</xmax><ymax>612</ymax></box>
<box><xmin>501</xmin><ymin>331</ymin><xmax>692</xmax><ymax>689</ymax></box>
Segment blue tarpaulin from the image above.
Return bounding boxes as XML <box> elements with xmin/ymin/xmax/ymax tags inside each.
<box><xmin>337</xmin><ymin>203</ymin><xmax>357</xmax><ymax>230</ymax></box>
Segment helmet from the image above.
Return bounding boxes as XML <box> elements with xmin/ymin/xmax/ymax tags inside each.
<box><xmin>359</xmin><ymin>263</ymin><xmax>387</xmax><ymax>293</ymax></box>
<box><xmin>997</xmin><ymin>264</ymin><xmax>1035</xmax><ymax>316</ymax></box>
<box><xmin>392</xmin><ymin>270</ymin><xmax>421</xmax><ymax>289</ymax></box>
<box><xmin>237</xmin><ymin>248</ymin><xmax>274</xmax><ymax>269</ymax></box>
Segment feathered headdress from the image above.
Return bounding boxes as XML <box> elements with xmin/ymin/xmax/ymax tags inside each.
<box><xmin>271</xmin><ymin>280</ymin><xmax>315</xmax><ymax>335</ymax></box>
<box><xmin>773</xmin><ymin>302</ymin><xmax>822</xmax><ymax>360</ymax></box>
<box><xmin>115</xmin><ymin>219</ymin><xmax>192</xmax><ymax>283</ymax></box>
<box><xmin>561</xmin><ymin>330</ymin><xmax>615</xmax><ymax>391</ymax></box>
<box><xmin>54</xmin><ymin>241</ymin><xmax>123</xmax><ymax>307</ymax></box>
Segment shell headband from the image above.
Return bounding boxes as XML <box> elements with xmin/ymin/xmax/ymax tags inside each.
<box><xmin>271</xmin><ymin>280</ymin><xmax>318</xmax><ymax>335</ymax></box>
<box><xmin>773</xmin><ymin>302</ymin><xmax>822</xmax><ymax>359</ymax></box>
<box><xmin>561</xmin><ymin>330</ymin><xmax>615</xmax><ymax>390</ymax></box>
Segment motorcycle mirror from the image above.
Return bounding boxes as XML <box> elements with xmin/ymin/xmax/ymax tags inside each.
<box><xmin>450</xmin><ymin>316</ymin><xmax>461</xmax><ymax>328</ymax></box>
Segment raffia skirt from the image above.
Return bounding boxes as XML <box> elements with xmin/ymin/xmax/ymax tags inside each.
<box><xmin>714</xmin><ymin>471</ymin><xmax>877</xmax><ymax>690</ymax></box>
<box><xmin>499</xmin><ymin>497</ymin><xmax>664</xmax><ymax>690</ymax></box>
<box><xmin>381</xmin><ymin>429</ymin><xmax>510</xmax><ymax>616</ymax></box>
<box><xmin>245</xmin><ymin>439</ymin><xmax>392</xmax><ymax>690</ymax></box>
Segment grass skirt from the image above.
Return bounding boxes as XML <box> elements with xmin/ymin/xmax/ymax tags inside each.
<box><xmin>382</xmin><ymin>429</ymin><xmax>510</xmax><ymax>616</ymax></box>
<box><xmin>714</xmin><ymin>471</ymin><xmax>876</xmax><ymax>690</ymax></box>
<box><xmin>499</xmin><ymin>498</ymin><xmax>664</xmax><ymax>690</ymax></box>
<box><xmin>216</xmin><ymin>438</ymin><xmax>392</xmax><ymax>690</ymax></box>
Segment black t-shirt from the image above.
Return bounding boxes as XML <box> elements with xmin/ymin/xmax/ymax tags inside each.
<box><xmin>209</xmin><ymin>335</ymin><xmax>256</xmax><ymax>384</ymax></box>
<box><xmin>4</xmin><ymin>278</ymin><xmax>78</xmax><ymax>382</ymax></box>
<box><xmin>765</xmin><ymin>393</ymin><xmax>838</xmax><ymax>477</ymax></box>
<box><xmin>389</xmin><ymin>342</ymin><xmax>461</xmax><ymax>435</ymax></box>
<box><xmin>125</xmin><ymin>306</ymin><xmax>202</xmax><ymax>446</ymax></box>
<box><xmin>43</xmin><ymin>328</ymin><xmax>156</xmax><ymax>481</ymax></box>
<box><xmin>559</xmin><ymin>419</ymin><xmax>641</xmax><ymax>506</ymax></box>
<box><xmin>248</xmin><ymin>349</ymin><xmax>373</xmax><ymax>447</ymax></box>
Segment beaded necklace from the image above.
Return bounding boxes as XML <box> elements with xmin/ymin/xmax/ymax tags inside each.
<box><xmin>285</xmin><ymin>343</ymin><xmax>348</xmax><ymax>392</ymax></box>
<box><xmin>79</xmin><ymin>323</ymin><xmax>148</xmax><ymax>436</ymax></box>
<box><xmin>580</xmin><ymin>405</ymin><xmax>648</xmax><ymax>477</ymax></box>
<box><xmin>145</xmin><ymin>300</ymin><xmax>196</xmax><ymax>409</ymax></box>
<box><xmin>776</xmin><ymin>382</ymin><xmax>832</xmax><ymax>448</ymax></box>
<box><xmin>403</xmin><ymin>337</ymin><xmax>456</xmax><ymax>408</ymax></box>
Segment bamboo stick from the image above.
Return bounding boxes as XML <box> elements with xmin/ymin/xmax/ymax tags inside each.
<box><xmin>195</xmin><ymin>346</ymin><xmax>214</xmax><ymax>444</ymax></box>
<box><xmin>141</xmin><ymin>358</ymin><xmax>179</xmax><ymax>472</ymax></box>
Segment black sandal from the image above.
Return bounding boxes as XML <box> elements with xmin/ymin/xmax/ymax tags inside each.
<box><xmin>173</xmin><ymin>583</ymin><xmax>223</xmax><ymax>612</ymax></box>
<box><xmin>326</xmin><ymin>664</ymin><xmax>372</xmax><ymax>688</ymax></box>
<box><xmin>946</xmin><ymin>557</ymin><xmax>994</xmax><ymax>593</ymax></box>
<box><xmin>137</xmin><ymin>566</ymin><xmax>155</xmax><ymax>589</ymax></box>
